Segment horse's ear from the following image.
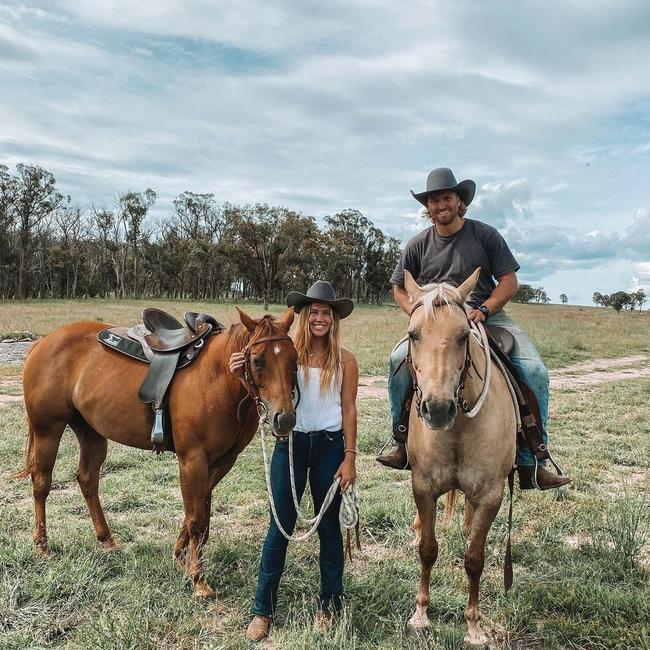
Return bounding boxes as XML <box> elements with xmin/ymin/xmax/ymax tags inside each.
<box><xmin>276</xmin><ymin>307</ymin><xmax>295</xmax><ymax>332</ymax></box>
<box><xmin>456</xmin><ymin>268</ymin><xmax>482</xmax><ymax>303</ymax></box>
<box><xmin>236</xmin><ymin>307</ymin><xmax>257</xmax><ymax>334</ymax></box>
<box><xmin>404</xmin><ymin>270</ymin><xmax>424</xmax><ymax>302</ymax></box>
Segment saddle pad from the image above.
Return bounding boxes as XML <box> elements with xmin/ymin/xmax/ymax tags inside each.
<box><xmin>98</xmin><ymin>327</ymin><xmax>149</xmax><ymax>362</ymax></box>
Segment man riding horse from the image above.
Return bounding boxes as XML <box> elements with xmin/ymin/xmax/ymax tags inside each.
<box><xmin>378</xmin><ymin>167</ymin><xmax>571</xmax><ymax>490</ymax></box>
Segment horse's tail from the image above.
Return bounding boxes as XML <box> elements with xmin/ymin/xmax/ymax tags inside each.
<box><xmin>9</xmin><ymin>340</ymin><xmax>40</xmax><ymax>480</ymax></box>
<box><xmin>10</xmin><ymin>419</ymin><xmax>35</xmax><ymax>480</ymax></box>
<box><xmin>442</xmin><ymin>489</ymin><xmax>459</xmax><ymax>526</ymax></box>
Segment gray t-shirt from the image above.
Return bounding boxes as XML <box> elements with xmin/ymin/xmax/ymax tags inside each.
<box><xmin>390</xmin><ymin>219</ymin><xmax>520</xmax><ymax>308</ymax></box>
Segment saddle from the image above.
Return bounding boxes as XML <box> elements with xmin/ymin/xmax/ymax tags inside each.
<box><xmin>98</xmin><ymin>308</ymin><xmax>224</xmax><ymax>449</ymax></box>
<box><xmin>483</xmin><ymin>325</ymin><xmax>549</xmax><ymax>466</ymax></box>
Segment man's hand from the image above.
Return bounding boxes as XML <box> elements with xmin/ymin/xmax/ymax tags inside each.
<box><xmin>334</xmin><ymin>455</ymin><xmax>357</xmax><ymax>492</ymax></box>
<box><xmin>467</xmin><ymin>308</ymin><xmax>487</xmax><ymax>324</ymax></box>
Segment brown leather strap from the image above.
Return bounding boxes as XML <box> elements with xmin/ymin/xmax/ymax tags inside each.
<box><xmin>504</xmin><ymin>468</ymin><xmax>515</xmax><ymax>592</ymax></box>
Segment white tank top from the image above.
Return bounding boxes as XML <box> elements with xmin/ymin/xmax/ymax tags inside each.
<box><xmin>294</xmin><ymin>366</ymin><xmax>343</xmax><ymax>432</ymax></box>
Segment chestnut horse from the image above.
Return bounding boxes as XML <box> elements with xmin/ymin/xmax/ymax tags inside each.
<box><xmin>403</xmin><ymin>270</ymin><xmax>516</xmax><ymax>645</ymax></box>
<box><xmin>14</xmin><ymin>307</ymin><xmax>297</xmax><ymax>598</ymax></box>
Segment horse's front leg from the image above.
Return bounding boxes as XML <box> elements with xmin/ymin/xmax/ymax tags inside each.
<box><xmin>178</xmin><ymin>450</ymin><xmax>214</xmax><ymax>598</ymax></box>
<box><xmin>407</xmin><ymin>483</ymin><xmax>439</xmax><ymax>634</ymax></box>
<box><xmin>463</xmin><ymin>490</ymin><xmax>502</xmax><ymax>646</ymax></box>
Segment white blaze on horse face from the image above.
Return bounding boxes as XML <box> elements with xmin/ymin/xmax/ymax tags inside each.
<box><xmin>273</xmin><ymin>344</ymin><xmax>281</xmax><ymax>355</ymax></box>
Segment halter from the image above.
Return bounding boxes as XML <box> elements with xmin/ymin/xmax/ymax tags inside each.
<box><xmin>406</xmin><ymin>298</ymin><xmax>491</xmax><ymax>420</ymax></box>
<box><xmin>239</xmin><ymin>334</ymin><xmax>301</xmax><ymax>433</ymax></box>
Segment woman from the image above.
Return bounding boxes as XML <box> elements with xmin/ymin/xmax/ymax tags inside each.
<box><xmin>229</xmin><ymin>280</ymin><xmax>359</xmax><ymax>641</ymax></box>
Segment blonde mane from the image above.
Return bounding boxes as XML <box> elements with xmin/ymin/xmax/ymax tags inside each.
<box><xmin>418</xmin><ymin>282</ymin><xmax>464</xmax><ymax>319</ymax></box>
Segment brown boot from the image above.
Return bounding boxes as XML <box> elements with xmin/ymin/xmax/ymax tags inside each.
<box><xmin>377</xmin><ymin>442</ymin><xmax>409</xmax><ymax>470</ymax></box>
<box><xmin>518</xmin><ymin>465</ymin><xmax>571</xmax><ymax>490</ymax></box>
<box><xmin>313</xmin><ymin>609</ymin><xmax>334</xmax><ymax>633</ymax></box>
<box><xmin>245</xmin><ymin>615</ymin><xmax>270</xmax><ymax>641</ymax></box>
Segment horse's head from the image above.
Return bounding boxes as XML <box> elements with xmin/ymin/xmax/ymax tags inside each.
<box><xmin>237</xmin><ymin>307</ymin><xmax>298</xmax><ymax>437</ymax></box>
<box><xmin>404</xmin><ymin>268</ymin><xmax>481</xmax><ymax>430</ymax></box>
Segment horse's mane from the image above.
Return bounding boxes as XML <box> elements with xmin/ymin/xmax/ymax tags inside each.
<box><xmin>418</xmin><ymin>282</ymin><xmax>464</xmax><ymax>319</ymax></box>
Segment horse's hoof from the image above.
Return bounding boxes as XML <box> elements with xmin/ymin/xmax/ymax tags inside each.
<box><xmin>101</xmin><ymin>538</ymin><xmax>119</xmax><ymax>552</ymax></box>
<box><xmin>194</xmin><ymin>582</ymin><xmax>216</xmax><ymax>599</ymax></box>
<box><xmin>406</xmin><ymin>617</ymin><xmax>431</xmax><ymax>637</ymax></box>
<box><xmin>35</xmin><ymin>543</ymin><xmax>50</xmax><ymax>557</ymax></box>
<box><xmin>463</xmin><ymin>630</ymin><xmax>489</xmax><ymax>647</ymax></box>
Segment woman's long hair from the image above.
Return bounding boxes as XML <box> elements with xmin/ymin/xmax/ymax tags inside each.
<box><xmin>294</xmin><ymin>304</ymin><xmax>342</xmax><ymax>393</ymax></box>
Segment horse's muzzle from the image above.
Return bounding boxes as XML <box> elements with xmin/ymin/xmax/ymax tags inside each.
<box><xmin>272</xmin><ymin>409</ymin><xmax>296</xmax><ymax>438</ymax></box>
<box><xmin>420</xmin><ymin>398</ymin><xmax>457</xmax><ymax>430</ymax></box>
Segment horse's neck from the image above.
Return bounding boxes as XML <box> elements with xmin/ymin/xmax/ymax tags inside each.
<box><xmin>465</xmin><ymin>333</ymin><xmax>489</xmax><ymax>398</ymax></box>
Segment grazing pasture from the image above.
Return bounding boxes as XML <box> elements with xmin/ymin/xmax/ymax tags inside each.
<box><xmin>0</xmin><ymin>301</ymin><xmax>648</xmax><ymax>649</ymax></box>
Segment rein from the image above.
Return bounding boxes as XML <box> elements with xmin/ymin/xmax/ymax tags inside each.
<box><xmin>406</xmin><ymin>300</ymin><xmax>492</xmax><ymax>420</ymax></box>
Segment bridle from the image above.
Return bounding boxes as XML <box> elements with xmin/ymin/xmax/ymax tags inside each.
<box><xmin>239</xmin><ymin>334</ymin><xmax>301</xmax><ymax>434</ymax></box>
<box><xmin>406</xmin><ymin>298</ymin><xmax>491</xmax><ymax>420</ymax></box>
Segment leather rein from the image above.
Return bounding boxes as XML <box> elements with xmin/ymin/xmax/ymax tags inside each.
<box><xmin>406</xmin><ymin>299</ymin><xmax>489</xmax><ymax>419</ymax></box>
<box><xmin>238</xmin><ymin>334</ymin><xmax>301</xmax><ymax>431</ymax></box>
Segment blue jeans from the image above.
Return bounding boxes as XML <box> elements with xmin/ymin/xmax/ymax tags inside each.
<box><xmin>388</xmin><ymin>310</ymin><xmax>549</xmax><ymax>467</ymax></box>
<box><xmin>251</xmin><ymin>429</ymin><xmax>345</xmax><ymax>617</ymax></box>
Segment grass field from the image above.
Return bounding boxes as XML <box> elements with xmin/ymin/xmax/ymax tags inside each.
<box><xmin>1</xmin><ymin>298</ymin><xmax>650</xmax><ymax>373</ymax></box>
<box><xmin>0</xmin><ymin>301</ymin><xmax>649</xmax><ymax>649</ymax></box>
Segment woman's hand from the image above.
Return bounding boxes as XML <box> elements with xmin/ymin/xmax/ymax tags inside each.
<box><xmin>229</xmin><ymin>352</ymin><xmax>246</xmax><ymax>377</ymax></box>
<box><xmin>334</xmin><ymin>454</ymin><xmax>357</xmax><ymax>492</ymax></box>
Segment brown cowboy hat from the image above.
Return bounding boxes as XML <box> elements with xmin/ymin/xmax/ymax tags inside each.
<box><xmin>285</xmin><ymin>280</ymin><xmax>354</xmax><ymax>319</ymax></box>
<box><xmin>411</xmin><ymin>167</ymin><xmax>476</xmax><ymax>208</ymax></box>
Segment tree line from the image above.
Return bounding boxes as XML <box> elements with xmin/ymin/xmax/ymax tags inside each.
<box><xmin>0</xmin><ymin>163</ymin><xmax>401</xmax><ymax>307</ymax></box>
<box><xmin>592</xmin><ymin>290</ymin><xmax>646</xmax><ymax>312</ymax></box>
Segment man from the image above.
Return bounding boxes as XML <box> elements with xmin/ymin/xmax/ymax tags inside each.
<box><xmin>377</xmin><ymin>167</ymin><xmax>571</xmax><ymax>490</ymax></box>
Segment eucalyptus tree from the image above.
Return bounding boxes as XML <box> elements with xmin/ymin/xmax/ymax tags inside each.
<box><xmin>2</xmin><ymin>164</ymin><xmax>65</xmax><ymax>298</ymax></box>
<box><xmin>118</xmin><ymin>189</ymin><xmax>156</xmax><ymax>298</ymax></box>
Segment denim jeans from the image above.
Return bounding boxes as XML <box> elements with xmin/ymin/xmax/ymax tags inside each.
<box><xmin>388</xmin><ymin>309</ymin><xmax>549</xmax><ymax>467</ymax></box>
<box><xmin>251</xmin><ymin>429</ymin><xmax>345</xmax><ymax>617</ymax></box>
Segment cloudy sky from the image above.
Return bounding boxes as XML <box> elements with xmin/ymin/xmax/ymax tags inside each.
<box><xmin>2</xmin><ymin>1</ymin><xmax>649</xmax><ymax>304</ymax></box>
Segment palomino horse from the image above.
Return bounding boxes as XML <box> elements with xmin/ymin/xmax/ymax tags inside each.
<box><xmin>14</xmin><ymin>308</ymin><xmax>297</xmax><ymax>598</ymax></box>
<box><xmin>403</xmin><ymin>269</ymin><xmax>516</xmax><ymax>646</ymax></box>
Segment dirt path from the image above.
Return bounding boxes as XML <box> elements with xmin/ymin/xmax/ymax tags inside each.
<box><xmin>1</xmin><ymin>343</ymin><xmax>649</xmax><ymax>403</ymax></box>
<box><xmin>357</xmin><ymin>354</ymin><xmax>650</xmax><ymax>399</ymax></box>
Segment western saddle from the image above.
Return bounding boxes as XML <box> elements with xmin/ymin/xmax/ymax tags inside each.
<box><xmin>98</xmin><ymin>308</ymin><xmax>224</xmax><ymax>449</ymax></box>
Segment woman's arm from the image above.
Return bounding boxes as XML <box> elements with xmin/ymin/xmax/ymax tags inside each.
<box><xmin>334</xmin><ymin>348</ymin><xmax>359</xmax><ymax>491</ymax></box>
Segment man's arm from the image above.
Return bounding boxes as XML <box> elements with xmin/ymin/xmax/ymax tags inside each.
<box><xmin>393</xmin><ymin>284</ymin><xmax>412</xmax><ymax>315</ymax></box>
<box><xmin>468</xmin><ymin>271</ymin><xmax>518</xmax><ymax>323</ymax></box>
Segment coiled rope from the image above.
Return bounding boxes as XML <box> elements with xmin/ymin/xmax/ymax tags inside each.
<box><xmin>258</xmin><ymin>409</ymin><xmax>359</xmax><ymax>543</ymax></box>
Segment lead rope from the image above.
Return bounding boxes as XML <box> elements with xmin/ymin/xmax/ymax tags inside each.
<box><xmin>258</xmin><ymin>409</ymin><xmax>359</xmax><ymax>543</ymax></box>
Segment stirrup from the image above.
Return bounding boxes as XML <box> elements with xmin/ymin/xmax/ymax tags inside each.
<box><xmin>532</xmin><ymin>450</ymin><xmax>565</xmax><ymax>489</ymax></box>
<box><xmin>150</xmin><ymin>409</ymin><xmax>165</xmax><ymax>444</ymax></box>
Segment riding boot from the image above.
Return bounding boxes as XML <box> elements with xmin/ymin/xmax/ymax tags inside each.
<box><xmin>245</xmin><ymin>615</ymin><xmax>270</xmax><ymax>641</ymax></box>
<box><xmin>377</xmin><ymin>396</ymin><xmax>411</xmax><ymax>470</ymax></box>
<box><xmin>518</xmin><ymin>465</ymin><xmax>572</xmax><ymax>490</ymax></box>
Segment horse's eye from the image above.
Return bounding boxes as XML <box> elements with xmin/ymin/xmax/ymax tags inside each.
<box><xmin>408</xmin><ymin>330</ymin><xmax>419</xmax><ymax>342</ymax></box>
<box><xmin>253</xmin><ymin>357</ymin><xmax>264</xmax><ymax>369</ymax></box>
<box><xmin>458</xmin><ymin>331</ymin><xmax>470</xmax><ymax>343</ymax></box>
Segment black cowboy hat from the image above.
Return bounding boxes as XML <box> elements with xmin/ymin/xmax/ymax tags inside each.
<box><xmin>411</xmin><ymin>167</ymin><xmax>476</xmax><ymax>208</ymax></box>
<box><xmin>286</xmin><ymin>280</ymin><xmax>354</xmax><ymax>319</ymax></box>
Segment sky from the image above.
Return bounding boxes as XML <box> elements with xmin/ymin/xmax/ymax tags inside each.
<box><xmin>1</xmin><ymin>1</ymin><xmax>649</xmax><ymax>305</ymax></box>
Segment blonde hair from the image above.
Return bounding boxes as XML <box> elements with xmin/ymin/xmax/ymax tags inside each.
<box><xmin>294</xmin><ymin>304</ymin><xmax>342</xmax><ymax>393</ymax></box>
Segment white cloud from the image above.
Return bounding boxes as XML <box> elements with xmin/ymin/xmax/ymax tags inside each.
<box><xmin>1</xmin><ymin>0</ymin><xmax>649</xmax><ymax>304</ymax></box>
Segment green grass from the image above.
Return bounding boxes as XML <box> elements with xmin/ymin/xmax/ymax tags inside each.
<box><xmin>1</xmin><ymin>299</ymin><xmax>649</xmax><ymax>374</ymax></box>
<box><xmin>1</xmin><ymin>378</ymin><xmax>648</xmax><ymax>649</ymax></box>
